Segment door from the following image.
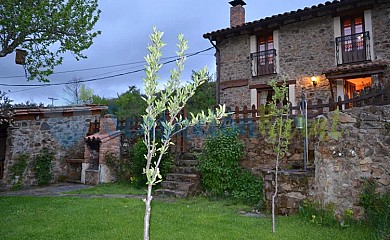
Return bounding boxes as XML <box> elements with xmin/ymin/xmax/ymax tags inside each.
<box><xmin>0</xmin><ymin>123</ymin><xmax>8</xmax><ymax>179</ymax></box>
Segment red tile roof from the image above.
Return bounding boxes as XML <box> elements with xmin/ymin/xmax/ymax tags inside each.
<box><xmin>13</xmin><ymin>105</ymin><xmax>107</xmax><ymax>117</ymax></box>
<box><xmin>322</xmin><ymin>60</ymin><xmax>389</xmax><ymax>77</ymax></box>
<box><xmin>204</xmin><ymin>0</ymin><xmax>372</xmax><ymax>41</ymax></box>
<box><xmin>85</xmin><ymin>130</ymin><xmax>121</xmax><ymax>143</ymax></box>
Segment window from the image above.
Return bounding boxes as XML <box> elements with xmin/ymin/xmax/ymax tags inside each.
<box><xmin>257</xmin><ymin>88</ymin><xmax>289</xmax><ymax>107</ymax></box>
<box><xmin>257</xmin><ymin>89</ymin><xmax>274</xmax><ymax>107</ymax></box>
<box><xmin>251</xmin><ymin>33</ymin><xmax>276</xmax><ymax>76</ymax></box>
<box><xmin>336</xmin><ymin>14</ymin><xmax>370</xmax><ymax>65</ymax></box>
<box><xmin>258</xmin><ymin>35</ymin><xmax>275</xmax><ymax>75</ymax></box>
<box><xmin>342</xmin><ymin>15</ymin><xmax>364</xmax><ymax>52</ymax></box>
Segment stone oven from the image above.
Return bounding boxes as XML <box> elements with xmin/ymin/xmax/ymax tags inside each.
<box><xmin>82</xmin><ymin>115</ymin><xmax>121</xmax><ymax>185</ymax></box>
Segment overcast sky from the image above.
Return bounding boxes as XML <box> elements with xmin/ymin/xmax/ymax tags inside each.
<box><xmin>0</xmin><ymin>0</ymin><xmax>323</xmax><ymax>105</ymax></box>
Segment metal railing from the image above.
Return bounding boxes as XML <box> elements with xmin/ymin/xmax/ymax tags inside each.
<box><xmin>336</xmin><ymin>31</ymin><xmax>371</xmax><ymax>65</ymax></box>
<box><xmin>250</xmin><ymin>49</ymin><xmax>277</xmax><ymax>76</ymax></box>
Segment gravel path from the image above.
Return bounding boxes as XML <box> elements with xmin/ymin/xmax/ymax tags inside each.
<box><xmin>0</xmin><ymin>183</ymin><xmax>93</xmax><ymax>197</ymax></box>
<box><xmin>0</xmin><ymin>183</ymin><xmax>148</xmax><ymax>199</ymax></box>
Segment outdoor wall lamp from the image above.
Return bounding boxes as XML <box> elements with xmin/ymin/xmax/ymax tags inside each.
<box><xmin>311</xmin><ymin>76</ymin><xmax>318</xmax><ymax>87</ymax></box>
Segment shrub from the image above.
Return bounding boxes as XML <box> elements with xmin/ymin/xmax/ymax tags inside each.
<box><xmin>130</xmin><ymin>140</ymin><xmax>173</xmax><ymax>188</ymax></box>
<box><xmin>197</xmin><ymin>128</ymin><xmax>263</xmax><ymax>207</ymax></box>
<box><xmin>105</xmin><ymin>152</ymin><xmax>132</xmax><ymax>182</ymax></box>
<box><xmin>360</xmin><ymin>178</ymin><xmax>390</xmax><ymax>239</ymax></box>
<box><xmin>33</xmin><ymin>148</ymin><xmax>53</xmax><ymax>186</ymax></box>
<box><xmin>298</xmin><ymin>200</ymin><xmax>338</xmax><ymax>227</ymax></box>
<box><xmin>10</xmin><ymin>153</ymin><xmax>29</xmax><ymax>191</ymax></box>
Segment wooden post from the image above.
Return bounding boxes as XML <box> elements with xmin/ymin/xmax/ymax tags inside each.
<box><xmin>337</xmin><ymin>96</ymin><xmax>343</xmax><ymax>111</ymax></box>
<box><xmin>251</xmin><ymin>104</ymin><xmax>256</xmax><ymax>122</ymax></box>
<box><xmin>235</xmin><ymin>106</ymin><xmax>240</xmax><ymax>124</ymax></box>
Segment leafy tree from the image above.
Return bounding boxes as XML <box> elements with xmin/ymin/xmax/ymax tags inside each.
<box><xmin>0</xmin><ymin>0</ymin><xmax>101</xmax><ymax>82</ymax></box>
<box><xmin>141</xmin><ymin>27</ymin><xmax>227</xmax><ymax>240</ymax></box>
<box><xmin>79</xmin><ymin>84</ymin><xmax>93</xmax><ymax>104</ymax></box>
<box><xmin>0</xmin><ymin>90</ymin><xmax>13</xmax><ymax>125</ymax></box>
<box><xmin>91</xmin><ymin>95</ymin><xmax>111</xmax><ymax>106</ymax></box>
<box><xmin>259</xmin><ymin>80</ymin><xmax>293</xmax><ymax>233</ymax></box>
<box><xmin>114</xmin><ymin>86</ymin><xmax>146</xmax><ymax>119</ymax></box>
<box><xmin>13</xmin><ymin>101</ymin><xmax>45</xmax><ymax>108</ymax></box>
<box><xmin>186</xmin><ymin>71</ymin><xmax>216</xmax><ymax>114</ymax></box>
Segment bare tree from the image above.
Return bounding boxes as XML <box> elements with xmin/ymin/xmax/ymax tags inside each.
<box><xmin>63</xmin><ymin>77</ymin><xmax>82</xmax><ymax>105</ymax></box>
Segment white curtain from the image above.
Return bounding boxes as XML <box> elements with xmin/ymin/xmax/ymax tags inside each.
<box><xmin>258</xmin><ymin>91</ymin><xmax>268</xmax><ymax>106</ymax></box>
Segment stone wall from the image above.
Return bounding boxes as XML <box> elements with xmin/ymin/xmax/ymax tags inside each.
<box><xmin>313</xmin><ymin>105</ymin><xmax>390</xmax><ymax>218</ymax></box>
<box><xmin>3</xmin><ymin>110</ymin><xmax>100</xmax><ymax>187</ymax></box>
<box><xmin>185</xmin><ymin>105</ymin><xmax>390</xmax><ymax>216</ymax></box>
<box><xmin>186</xmin><ymin>119</ymin><xmax>313</xmax><ymax>174</ymax></box>
<box><xmin>262</xmin><ymin>170</ymin><xmax>315</xmax><ymax>215</ymax></box>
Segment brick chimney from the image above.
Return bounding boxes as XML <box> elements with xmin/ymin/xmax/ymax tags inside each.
<box><xmin>229</xmin><ymin>0</ymin><xmax>246</xmax><ymax>28</ymax></box>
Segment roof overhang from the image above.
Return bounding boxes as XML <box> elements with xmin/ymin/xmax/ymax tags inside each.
<box><xmin>204</xmin><ymin>0</ymin><xmax>375</xmax><ymax>42</ymax></box>
<box><xmin>322</xmin><ymin>60</ymin><xmax>389</xmax><ymax>80</ymax></box>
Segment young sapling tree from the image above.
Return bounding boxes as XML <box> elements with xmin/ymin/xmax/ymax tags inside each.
<box><xmin>141</xmin><ymin>27</ymin><xmax>226</xmax><ymax>240</ymax></box>
<box><xmin>260</xmin><ymin>80</ymin><xmax>293</xmax><ymax>233</ymax></box>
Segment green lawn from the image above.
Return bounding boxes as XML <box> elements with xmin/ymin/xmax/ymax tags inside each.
<box><xmin>0</xmin><ymin>195</ymin><xmax>375</xmax><ymax>240</ymax></box>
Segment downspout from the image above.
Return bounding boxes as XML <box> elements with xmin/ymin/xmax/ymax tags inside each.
<box><xmin>208</xmin><ymin>38</ymin><xmax>221</xmax><ymax>105</ymax></box>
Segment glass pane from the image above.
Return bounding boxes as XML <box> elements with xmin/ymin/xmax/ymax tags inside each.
<box><xmin>343</xmin><ymin>19</ymin><xmax>352</xmax><ymax>35</ymax></box>
<box><xmin>355</xmin><ymin>17</ymin><xmax>363</xmax><ymax>33</ymax></box>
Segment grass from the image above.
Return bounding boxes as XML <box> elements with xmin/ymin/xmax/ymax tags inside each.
<box><xmin>0</xmin><ymin>196</ymin><xmax>376</xmax><ymax>240</ymax></box>
<box><xmin>64</xmin><ymin>182</ymin><xmax>147</xmax><ymax>195</ymax></box>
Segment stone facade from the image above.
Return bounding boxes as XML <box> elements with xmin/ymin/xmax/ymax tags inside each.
<box><xmin>2</xmin><ymin>106</ymin><xmax>106</xmax><ymax>188</ymax></box>
<box><xmin>372</xmin><ymin>2</ymin><xmax>390</xmax><ymax>80</ymax></box>
<box><xmin>207</xmin><ymin>0</ymin><xmax>390</xmax><ymax>109</ymax></box>
<box><xmin>218</xmin><ymin>35</ymin><xmax>251</xmax><ymax>107</ymax></box>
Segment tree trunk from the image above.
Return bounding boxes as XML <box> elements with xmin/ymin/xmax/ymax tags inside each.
<box><xmin>143</xmin><ymin>183</ymin><xmax>153</xmax><ymax>240</ymax></box>
<box><xmin>272</xmin><ymin>153</ymin><xmax>280</xmax><ymax>233</ymax></box>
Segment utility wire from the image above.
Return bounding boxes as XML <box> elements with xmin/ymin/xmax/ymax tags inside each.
<box><xmin>0</xmin><ymin>48</ymin><xmax>213</xmax><ymax>79</ymax></box>
<box><xmin>1</xmin><ymin>47</ymin><xmax>213</xmax><ymax>87</ymax></box>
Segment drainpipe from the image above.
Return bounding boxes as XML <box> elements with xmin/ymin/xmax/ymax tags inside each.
<box><xmin>208</xmin><ymin>38</ymin><xmax>221</xmax><ymax>105</ymax></box>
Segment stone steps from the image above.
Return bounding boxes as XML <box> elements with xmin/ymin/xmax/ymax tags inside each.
<box><xmin>155</xmin><ymin>189</ymin><xmax>189</xmax><ymax>198</ymax></box>
<box><xmin>172</xmin><ymin>166</ymin><xmax>198</xmax><ymax>174</ymax></box>
<box><xmin>155</xmin><ymin>154</ymin><xmax>200</xmax><ymax>198</ymax></box>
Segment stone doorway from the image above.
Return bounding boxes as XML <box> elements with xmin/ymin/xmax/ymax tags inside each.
<box><xmin>0</xmin><ymin>123</ymin><xmax>8</xmax><ymax>179</ymax></box>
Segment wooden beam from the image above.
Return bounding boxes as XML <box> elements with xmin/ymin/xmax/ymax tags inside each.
<box><xmin>220</xmin><ymin>79</ymin><xmax>249</xmax><ymax>90</ymax></box>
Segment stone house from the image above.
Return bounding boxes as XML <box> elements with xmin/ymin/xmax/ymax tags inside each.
<box><xmin>203</xmin><ymin>0</ymin><xmax>390</xmax><ymax>109</ymax></box>
<box><xmin>0</xmin><ymin>105</ymin><xmax>121</xmax><ymax>188</ymax></box>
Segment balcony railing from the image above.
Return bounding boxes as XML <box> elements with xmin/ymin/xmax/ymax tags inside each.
<box><xmin>251</xmin><ymin>49</ymin><xmax>277</xmax><ymax>76</ymax></box>
<box><xmin>336</xmin><ymin>31</ymin><xmax>371</xmax><ymax>65</ymax></box>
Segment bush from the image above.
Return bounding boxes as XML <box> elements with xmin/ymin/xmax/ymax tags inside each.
<box><xmin>197</xmin><ymin>128</ymin><xmax>263</xmax><ymax>207</ymax></box>
<box><xmin>33</xmin><ymin>148</ymin><xmax>53</xmax><ymax>186</ymax></box>
<box><xmin>10</xmin><ymin>153</ymin><xmax>29</xmax><ymax>191</ymax></box>
<box><xmin>360</xmin><ymin>178</ymin><xmax>390</xmax><ymax>239</ymax></box>
<box><xmin>130</xmin><ymin>140</ymin><xmax>173</xmax><ymax>188</ymax></box>
<box><xmin>298</xmin><ymin>200</ymin><xmax>338</xmax><ymax>227</ymax></box>
<box><xmin>105</xmin><ymin>152</ymin><xmax>132</xmax><ymax>182</ymax></box>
